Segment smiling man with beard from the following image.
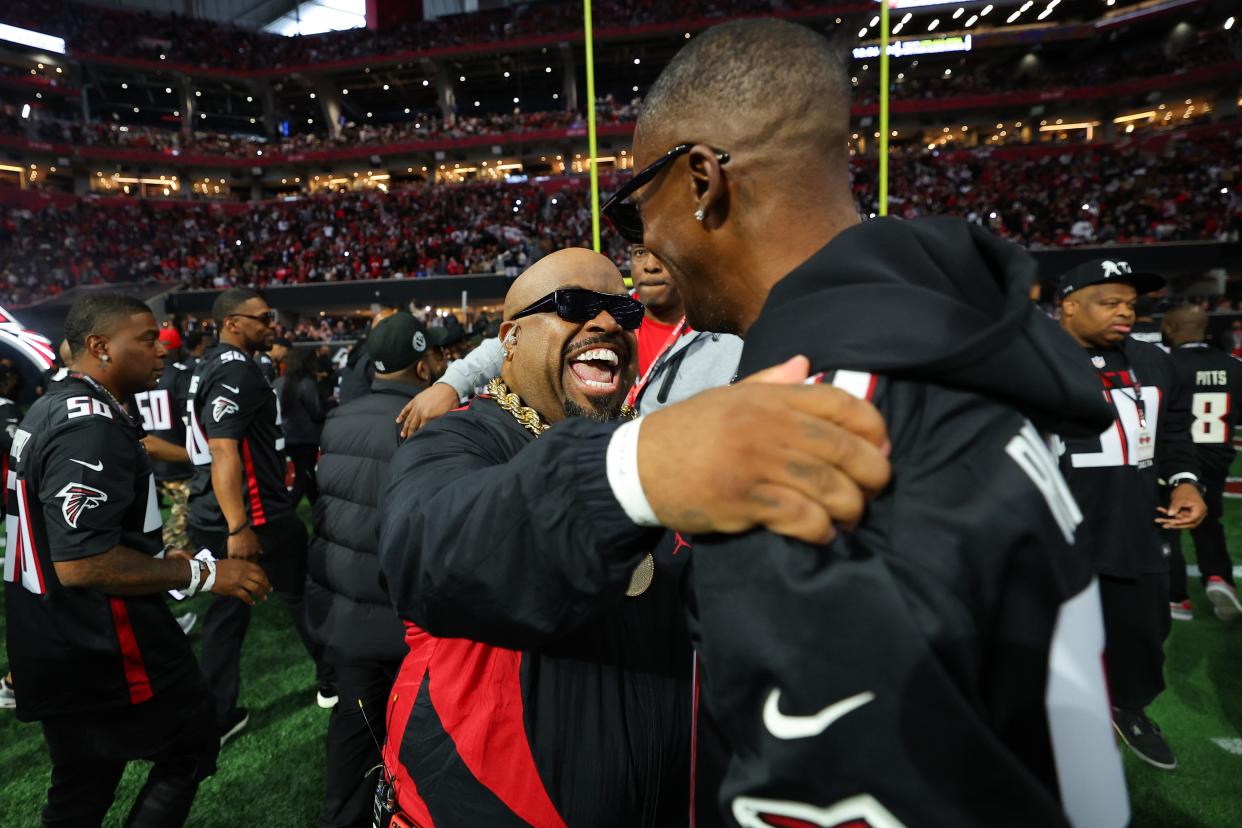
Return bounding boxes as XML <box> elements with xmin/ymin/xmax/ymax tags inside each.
<box><xmin>376</xmin><ymin>247</ymin><xmax>892</xmax><ymax>826</ymax></box>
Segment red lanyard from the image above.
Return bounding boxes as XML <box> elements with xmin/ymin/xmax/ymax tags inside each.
<box><xmin>625</xmin><ymin>317</ymin><xmax>689</xmax><ymax>408</ymax></box>
<box><xmin>1097</xmin><ymin>369</ymin><xmax>1146</xmax><ymax>429</ymax></box>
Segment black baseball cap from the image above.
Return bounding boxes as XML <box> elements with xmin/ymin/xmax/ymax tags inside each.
<box><xmin>369</xmin><ymin>312</ymin><xmax>450</xmax><ymax>374</ymax></box>
<box><xmin>1057</xmin><ymin>259</ymin><xmax>1165</xmax><ymax>300</ymax></box>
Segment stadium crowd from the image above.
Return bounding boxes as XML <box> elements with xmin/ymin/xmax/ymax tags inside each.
<box><xmin>2</xmin><ymin>127</ymin><xmax>1238</xmax><ymax>307</ymax></box>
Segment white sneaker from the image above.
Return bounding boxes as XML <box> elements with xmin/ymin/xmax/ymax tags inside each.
<box><xmin>316</xmin><ymin>684</ymin><xmax>339</xmax><ymax>709</ymax></box>
<box><xmin>1169</xmin><ymin>600</ymin><xmax>1193</xmax><ymax>621</ymax></box>
<box><xmin>1206</xmin><ymin>577</ymin><xmax>1241</xmax><ymax>621</ymax></box>
<box><xmin>0</xmin><ymin>676</ymin><xmax>15</xmax><ymax>709</ymax></box>
<box><xmin>176</xmin><ymin>611</ymin><xmax>198</xmax><ymax>635</ymax></box>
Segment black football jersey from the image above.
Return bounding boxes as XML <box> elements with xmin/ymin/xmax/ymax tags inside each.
<box><xmin>1056</xmin><ymin>340</ymin><xmax>1199</xmax><ymax>577</ymax></box>
<box><xmin>3</xmin><ymin>375</ymin><xmax>196</xmax><ymax>721</ymax></box>
<box><xmin>1168</xmin><ymin>342</ymin><xmax>1242</xmax><ymax>479</ymax></box>
<box><xmin>133</xmin><ymin>357</ymin><xmax>196</xmax><ymax>481</ymax></box>
<box><xmin>187</xmin><ymin>343</ymin><xmax>291</xmax><ymax>532</ymax></box>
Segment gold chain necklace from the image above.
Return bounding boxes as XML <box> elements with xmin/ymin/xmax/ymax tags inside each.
<box><xmin>486</xmin><ymin>376</ymin><xmax>652</xmax><ymax>596</ymax></box>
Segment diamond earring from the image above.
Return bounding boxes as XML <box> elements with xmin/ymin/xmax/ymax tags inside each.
<box><xmin>694</xmin><ymin>209</ymin><xmax>705</xmax><ymax>222</ymax></box>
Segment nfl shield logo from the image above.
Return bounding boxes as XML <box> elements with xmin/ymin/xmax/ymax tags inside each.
<box><xmin>1092</xmin><ymin>356</ymin><xmax>1106</xmax><ymax>369</ymax></box>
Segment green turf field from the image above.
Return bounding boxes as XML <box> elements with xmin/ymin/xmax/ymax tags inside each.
<box><xmin>1</xmin><ymin>496</ymin><xmax>1240</xmax><ymax>827</ymax></box>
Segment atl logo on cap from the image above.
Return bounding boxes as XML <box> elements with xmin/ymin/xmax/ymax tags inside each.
<box><xmin>1101</xmin><ymin>261</ymin><xmax>1131</xmax><ymax>277</ymax></box>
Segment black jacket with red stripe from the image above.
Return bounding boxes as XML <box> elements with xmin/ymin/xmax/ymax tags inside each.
<box><xmin>187</xmin><ymin>343</ymin><xmax>292</xmax><ymax>532</ymax></box>
<box><xmin>688</xmin><ymin>218</ymin><xmax>1126</xmax><ymax>827</ymax></box>
<box><xmin>4</xmin><ymin>376</ymin><xmax>198</xmax><ymax>721</ymax></box>
<box><xmin>377</xmin><ymin>397</ymin><xmax>692</xmax><ymax>827</ymax></box>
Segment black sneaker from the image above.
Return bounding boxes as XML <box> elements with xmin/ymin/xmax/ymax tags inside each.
<box><xmin>316</xmin><ymin>683</ymin><xmax>339</xmax><ymax>709</ymax></box>
<box><xmin>219</xmin><ymin>707</ymin><xmax>250</xmax><ymax>748</ymax></box>
<box><xmin>1112</xmin><ymin>707</ymin><xmax>1176</xmax><ymax>770</ymax></box>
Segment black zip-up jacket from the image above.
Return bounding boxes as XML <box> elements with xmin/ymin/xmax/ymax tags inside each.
<box><xmin>305</xmin><ymin>379</ymin><xmax>426</xmax><ymax>662</ymax></box>
<box><xmin>691</xmin><ymin>217</ymin><xmax>1127</xmax><ymax>828</ymax></box>
<box><xmin>1058</xmin><ymin>339</ymin><xmax>1199</xmax><ymax>577</ymax></box>
<box><xmin>377</xmin><ymin>398</ymin><xmax>691</xmax><ymax>827</ymax></box>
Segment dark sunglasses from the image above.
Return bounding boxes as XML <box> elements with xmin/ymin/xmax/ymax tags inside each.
<box><xmin>601</xmin><ymin>143</ymin><xmax>730</xmax><ymax>244</ymax></box>
<box><xmin>512</xmin><ymin>288</ymin><xmax>645</xmax><ymax>330</ymax></box>
<box><xmin>229</xmin><ymin>311</ymin><xmax>276</xmax><ymax>325</ymax></box>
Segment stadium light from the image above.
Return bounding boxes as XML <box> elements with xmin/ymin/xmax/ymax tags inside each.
<box><xmin>121</xmin><ymin>82</ymin><xmax>128</xmax><ymax>89</ymax></box>
<box><xmin>1007</xmin><ymin>11</ymin><xmax>1020</xmax><ymax>22</ymax></box>
<box><xmin>965</xmin><ymin>14</ymin><xmax>978</xmax><ymax>26</ymax></box>
<box><xmin>870</xmin><ymin>15</ymin><xmax>880</xmax><ymax>26</ymax></box>
<box><xmin>459</xmin><ymin>75</ymin><xmax>466</xmax><ymax>82</ymax></box>
<box><xmin>952</xmin><ymin>8</ymin><xmax>963</xmax><ymax>19</ymax></box>
<box><xmin>858</xmin><ymin>27</ymin><xmax>869</xmax><ymax>37</ymax></box>
<box><xmin>1113</xmin><ymin>111</ymin><xmax>1155</xmax><ymax>123</ymax></box>
<box><xmin>383</xmin><ymin>84</ymin><xmax>390</xmax><ymax>90</ymax></box>
<box><xmin>1226</xmin><ymin>16</ymin><xmax>1235</xmax><ymax>30</ymax></box>
<box><xmin>503</xmin><ymin>72</ymin><xmax>510</xmax><ymax>78</ymax></box>
<box><xmin>422</xmin><ymin>79</ymin><xmax>429</xmax><ymax>86</ymax></box>
<box><xmin>0</xmin><ymin>23</ymin><xmax>65</xmax><ymax>54</ymax></box>
<box><xmin>20</xmin><ymin>104</ymin><xmax>30</xmax><ymax>119</ymax></box>
<box><xmin>165</xmin><ymin>87</ymin><xmax>172</xmax><ymax>93</ymax></box>
<box><xmin>195</xmin><ymin>90</ymin><xmax>201</xmax><ymax>96</ymax></box>
<box><xmin>928</xmin><ymin>19</ymin><xmax>939</xmax><ymax>30</ymax></box>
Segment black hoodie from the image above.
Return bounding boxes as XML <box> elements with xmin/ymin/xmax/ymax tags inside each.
<box><xmin>690</xmin><ymin>218</ymin><xmax>1128</xmax><ymax>828</ymax></box>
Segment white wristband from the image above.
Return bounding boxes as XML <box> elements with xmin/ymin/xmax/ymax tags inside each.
<box><xmin>605</xmin><ymin>417</ymin><xmax>660</xmax><ymax>527</ymax></box>
<box><xmin>1168</xmin><ymin>472</ymin><xmax>1200</xmax><ymax>488</ymax></box>
<box><xmin>184</xmin><ymin>558</ymin><xmax>202</xmax><ymax>596</ymax></box>
<box><xmin>201</xmin><ymin>558</ymin><xmax>218</xmax><ymax>594</ymax></box>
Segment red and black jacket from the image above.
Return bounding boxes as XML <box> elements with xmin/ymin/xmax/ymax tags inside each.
<box><xmin>377</xmin><ymin>398</ymin><xmax>692</xmax><ymax>827</ymax></box>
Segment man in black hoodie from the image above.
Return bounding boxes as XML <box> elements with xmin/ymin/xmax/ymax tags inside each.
<box><xmin>607</xmin><ymin>19</ymin><xmax>1127</xmax><ymax>828</ymax></box>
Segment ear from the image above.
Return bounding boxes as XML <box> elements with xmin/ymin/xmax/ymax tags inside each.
<box><xmin>686</xmin><ymin>144</ymin><xmax>729</xmax><ymax>229</ymax></box>
<box><xmin>415</xmin><ymin>360</ymin><xmax>430</xmax><ymax>383</ymax></box>
<box><xmin>498</xmin><ymin>322</ymin><xmax>518</xmax><ymax>360</ymax></box>
<box><xmin>84</xmin><ymin>333</ymin><xmax>108</xmax><ymax>362</ymax></box>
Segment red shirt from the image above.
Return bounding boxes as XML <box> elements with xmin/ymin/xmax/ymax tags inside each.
<box><xmin>635</xmin><ymin>315</ymin><xmax>681</xmax><ymax>376</ymax></box>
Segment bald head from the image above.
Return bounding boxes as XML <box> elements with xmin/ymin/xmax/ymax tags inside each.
<box><xmin>504</xmin><ymin>248</ymin><xmax>627</xmax><ymax>319</ymax></box>
<box><xmin>1162</xmin><ymin>303</ymin><xmax>1208</xmax><ymax>347</ymax></box>
<box><xmin>636</xmin><ymin>19</ymin><xmax>850</xmax><ymax>168</ymax></box>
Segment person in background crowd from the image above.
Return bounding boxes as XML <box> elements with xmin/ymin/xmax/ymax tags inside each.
<box><xmin>1161</xmin><ymin>304</ymin><xmax>1242</xmax><ymax>622</ymax></box>
<box><xmin>255</xmin><ymin>337</ymin><xmax>288</xmax><ymax>384</ymax></box>
<box><xmin>307</xmin><ymin>313</ymin><xmax>449</xmax><ymax>828</ymax></box>
<box><xmin>338</xmin><ymin>304</ymin><xmax>400</xmax><ymax>404</ymax></box>
<box><xmin>1056</xmin><ymin>259</ymin><xmax>1206</xmax><ymax>770</ymax></box>
<box><xmin>4</xmin><ymin>293</ymin><xmax>270</xmax><ymax>826</ymax></box>
<box><xmin>1129</xmin><ymin>296</ymin><xmax>1166</xmax><ymax>349</ymax></box>
<box><xmin>614</xmin><ymin>19</ymin><xmax>1125</xmax><ymax>826</ymax></box>
<box><xmin>1225</xmin><ymin>320</ymin><xmax>1242</xmax><ymax>358</ymax></box>
<box><xmin>275</xmin><ymin>348</ymin><xmax>331</xmax><ymax>507</ymax></box>
<box><xmin>377</xmin><ymin>248</ymin><xmax>890</xmax><ymax>826</ymax></box>
<box><xmin>632</xmin><ymin>243</ymin><xmax>690</xmax><ymax>374</ymax></box>
<box><xmin>0</xmin><ymin>362</ymin><xmax>20</xmax><ymax>454</ymax></box>
<box><xmin>187</xmin><ymin>289</ymin><xmax>334</xmax><ymax>744</ymax></box>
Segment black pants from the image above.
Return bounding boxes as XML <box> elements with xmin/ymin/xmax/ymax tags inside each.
<box><xmin>1099</xmin><ymin>572</ymin><xmax>1171</xmax><ymax>712</ymax></box>
<box><xmin>1169</xmin><ymin>471</ymin><xmax>1234</xmax><ymax>601</ymax></box>
<box><xmin>40</xmin><ymin>675</ymin><xmax>217</xmax><ymax>827</ymax></box>
<box><xmin>320</xmin><ymin>655</ymin><xmax>401</xmax><ymax>828</ymax></box>
<box><xmin>191</xmin><ymin>513</ymin><xmax>329</xmax><ymax>725</ymax></box>
<box><xmin>288</xmin><ymin>443</ymin><xmax>320</xmax><ymax>507</ymax></box>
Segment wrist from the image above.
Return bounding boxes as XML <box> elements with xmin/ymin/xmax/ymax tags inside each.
<box><xmin>228</xmin><ymin>522</ymin><xmax>251</xmax><ymax>536</ymax></box>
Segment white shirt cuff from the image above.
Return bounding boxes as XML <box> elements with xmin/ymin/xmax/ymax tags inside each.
<box><xmin>605</xmin><ymin>417</ymin><xmax>661</xmax><ymax>527</ymax></box>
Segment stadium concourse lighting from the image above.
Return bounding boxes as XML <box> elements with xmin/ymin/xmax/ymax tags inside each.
<box><xmin>1226</xmin><ymin>17</ymin><xmax>1235</xmax><ymax>30</ymax></box>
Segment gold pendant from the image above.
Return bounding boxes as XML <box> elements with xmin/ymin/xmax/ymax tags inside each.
<box><xmin>626</xmin><ymin>553</ymin><xmax>655</xmax><ymax>597</ymax></box>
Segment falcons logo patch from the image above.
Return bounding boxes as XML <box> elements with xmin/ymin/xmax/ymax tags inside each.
<box><xmin>732</xmin><ymin>795</ymin><xmax>905</xmax><ymax>828</ymax></box>
<box><xmin>212</xmin><ymin>396</ymin><xmax>239</xmax><ymax>422</ymax></box>
<box><xmin>56</xmin><ymin>482</ymin><xmax>109</xmax><ymax>529</ymax></box>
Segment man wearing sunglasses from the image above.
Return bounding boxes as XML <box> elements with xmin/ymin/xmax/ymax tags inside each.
<box><xmin>610</xmin><ymin>18</ymin><xmax>1128</xmax><ymax>828</ymax></box>
<box><xmin>377</xmin><ymin>247</ymin><xmax>890</xmax><ymax>826</ymax></box>
<box><xmin>187</xmin><ymin>289</ymin><xmax>330</xmax><ymax>744</ymax></box>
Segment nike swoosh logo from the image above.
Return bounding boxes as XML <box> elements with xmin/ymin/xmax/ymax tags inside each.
<box><xmin>222</xmin><ymin>384</ymin><xmax>240</xmax><ymax>394</ymax></box>
<box><xmin>763</xmin><ymin>688</ymin><xmax>875</xmax><ymax>740</ymax></box>
<box><xmin>69</xmin><ymin>459</ymin><xmax>104</xmax><ymax>472</ymax></box>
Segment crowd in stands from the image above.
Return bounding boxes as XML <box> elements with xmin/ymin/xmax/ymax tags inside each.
<box><xmin>0</xmin><ymin>97</ymin><xmax>639</xmax><ymax>158</ymax></box>
<box><xmin>1</xmin><ymin>125</ymin><xmax>1237</xmax><ymax>306</ymax></box>
<box><xmin>0</xmin><ymin>180</ymin><xmax>627</xmax><ymax>306</ymax></box>
<box><xmin>2</xmin><ymin>0</ymin><xmax>836</xmax><ymax>70</ymax></box>
<box><xmin>852</xmin><ymin>128</ymin><xmax>1242</xmax><ymax>248</ymax></box>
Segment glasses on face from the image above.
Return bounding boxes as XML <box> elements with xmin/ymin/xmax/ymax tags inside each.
<box><xmin>229</xmin><ymin>311</ymin><xmax>276</xmax><ymax>326</ymax></box>
<box><xmin>511</xmin><ymin>288</ymin><xmax>645</xmax><ymax>330</ymax></box>
<box><xmin>602</xmin><ymin>143</ymin><xmax>730</xmax><ymax>244</ymax></box>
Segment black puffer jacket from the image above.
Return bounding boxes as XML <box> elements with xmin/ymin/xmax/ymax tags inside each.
<box><xmin>305</xmin><ymin>379</ymin><xmax>425</xmax><ymax>661</ymax></box>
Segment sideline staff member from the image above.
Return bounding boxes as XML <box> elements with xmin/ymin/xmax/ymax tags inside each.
<box><xmin>4</xmin><ymin>294</ymin><xmax>269</xmax><ymax>826</ymax></box>
<box><xmin>187</xmin><ymin>288</ymin><xmax>330</xmax><ymax>743</ymax></box>
<box><xmin>1057</xmin><ymin>260</ymin><xmax>1205</xmax><ymax>770</ymax></box>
